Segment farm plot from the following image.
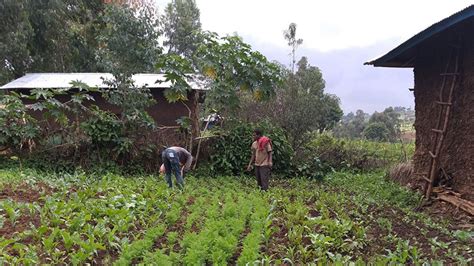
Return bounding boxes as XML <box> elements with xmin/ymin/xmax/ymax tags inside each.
<box><xmin>0</xmin><ymin>168</ymin><xmax>472</xmax><ymax>264</ymax></box>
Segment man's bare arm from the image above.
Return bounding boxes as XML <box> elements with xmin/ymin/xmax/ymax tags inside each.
<box><xmin>247</xmin><ymin>149</ymin><xmax>255</xmax><ymax>171</ymax></box>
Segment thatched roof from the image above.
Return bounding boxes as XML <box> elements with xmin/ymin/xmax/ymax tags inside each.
<box><xmin>365</xmin><ymin>5</ymin><xmax>474</xmax><ymax>67</ymax></box>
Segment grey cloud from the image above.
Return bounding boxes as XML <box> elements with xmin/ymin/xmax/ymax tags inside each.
<box><xmin>243</xmin><ymin>36</ymin><xmax>415</xmax><ymax>114</ymax></box>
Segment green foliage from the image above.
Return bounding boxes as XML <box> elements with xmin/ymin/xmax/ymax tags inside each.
<box><xmin>195</xmin><ymin>32</ymin><xmax>283</xmax><ymax>112</ymax></box>
<box><xmin>334</xmin><ymin>107</ymin><xmax>402</xmax><ymax>143</ymax></box>
<box><xmin>24</xmin><ymin>83</ymin><xmax>98</xmax><ymax>156</ymax></box>
<box><xmin>385</xmin><ymin>239</ymin><xmax>422</xmax><ymax>264</ymax></box>
<box><xmin>176</xmin><ymin>116</ymin><xmax>192</xmax><ymax>134</ymax></box>
<box><xmin>181</xmin><ymin>193</ymin><xmax>260</xmax><ymax>264</ymax></box>
<box><xmin>0</xmin><ymin>0</ymin><xmax>108</xmax><ymax>82</ymax></box>
<box><xmin>238</xmin><ymin>57</ymin><xmax>343</xmax><ymax>151</ymax></box>
<box><xmin>27</xmin><ymin>0</ymin><xmax>106</xmax><ymax>73</ymax></box>
<box><xmin>97</xmin><ymin>4</ymin><xmax>161</xmax><ymax>75</ymax></box>
<box><xmin>1</xmin><ymin>76</ymin><xmax>158</xmax><ymax>170</ymax></box>
<box><xmin>155</xmin><ymin>53</ymin><xmax>194</xmax><ymax>102</ymax></box>
<box><xmin>209</xmin><ymin>121</ymin><xmax>293</xmax><ymax>176</ymax></box>
<box><xmin>162</xmin><ymin>0</ymin><xmax>202</xmax><ymax>58</ymax></box>
<box><xmin>0</xmin><ymin>92</ymin><xmax>39</xmax><ymax>151</ymax></box>
<box><xmin>326</xmin><ymin>171</ymin><xmax>421</xmax><ymax>208</ymax></box>
<box><xmin>333</xmin><ymin>109</ymin><xmax>368</xmax><ymax>139</ymax></box>
<box><xmin>294</xmin><ymin>156</ymin><xmax>334</xmax><ymax>180</ymax></box>
<box><xmin>363</xmin><ymin>122</ymin><xmax>389</xmax><ymax>141</ymax></box>
<box><xmin>237</xmin><ymin>200</ymin><xmax>272</xmax><ymax>265</ymax></box>
<box><xmin>0</xmin><ymin>0</ymin><xmax>32</xmax><ymax>84</ymax></box>
<box><xmin>0</xmin><ymin>166</ymin><xmax>470</xmax><ymax>264</ymax></box>
<box><xmin>301</xmin><ymin>133</ymin><xmax>414</xmax><ymax>175</ymax></box>
<box><xmin>97</xmin><ymin>75</ymin><xmax>157</xmax><ymax>162</ymax></box>
<box><xmin>115</xmin><ymin>225</ymin><xmax>166</xmax><ymax>265</ymax></box>
<box><xmin>368</xmin><ymin>107</ymin><xmax>401</xmax><ymax>142</ymax></box>
<box><xmin>81</xmin><ymin>107</ymin><xmax>122</xmax><ymax>147</ymax></box>
<box><xmin>453</xmin><ymin>230</ymin><xmax>473</xmax><ymax>243</ymax></box>
<box><xmin>0</xmin><ymin>1</ymin><xmax>161</xmax><ymax>83</ymax></box>
<box><xmin>1</xmin><ymin>0</ymin><xmax>284</xmax><ymax>174</ymax></box>
<box><xmin>101</xmin><ymin>75</ymin><xmax>156</xmax><ymax>129</ymax></box>
<box><xmin>156</xmin><ymin>28</ymin><xmax>283</xmax><ymax>115</ymax></box>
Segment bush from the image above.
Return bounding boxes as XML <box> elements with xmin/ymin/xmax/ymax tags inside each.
<box><xmin>209</xmin><ymin>120</ymin><xmax>293</xmax><ymax>176</ymax></box>
<box><xmin>294</xmin><ymin>155</ymin><xmax>333</xmax><ymax>180</ymax></box>
<box><xmin>300</xmin><ymin>133</ymin><xmax>412</xmax><ymax>174</ymax></box>
<box><xmin>363</xmin><ymin>122</ymin><xmax>390</xmax><ymax>142</ymax></box>
<box><xmin>81</xmin><ymin>106</ymin><xmax>123</xmax><ymax>147</ymax></box>
<box><xmin>0</xmin><ymin>93</ymin><xmax>39</xmax><ymax>152</ymax></box>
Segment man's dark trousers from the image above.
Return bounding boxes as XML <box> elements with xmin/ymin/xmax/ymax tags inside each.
<box><xmin>255</xmin><ymin>166</ymin><xmax>270</xmax><ymax>191</ymax></box>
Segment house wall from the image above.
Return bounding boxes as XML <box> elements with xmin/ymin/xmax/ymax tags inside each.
<box><xmin>21</xmin><ymin>88</ymin><xmax>196</xmax><ymax>126</ymax></box>
<box><xmin>20</xmin><ymin>88</ymin><xmax>199</xmax><ymax>148</ymax></box>
<box><xmin>413</xmin><ymin>21</ymin><xmax>474</xmax><ymax>201</ymax></box>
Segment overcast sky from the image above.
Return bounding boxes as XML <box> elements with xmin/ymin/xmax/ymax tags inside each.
<box><xmin>156</xmin><ymin>0</ymin><xmax>472</xmax><ymax>113</ymax></box>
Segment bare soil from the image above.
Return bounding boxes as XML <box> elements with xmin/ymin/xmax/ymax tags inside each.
<box><xmin>0</xmin><ymin>182</ymin><xmax>54</xmax><ymax>203</ymax></box>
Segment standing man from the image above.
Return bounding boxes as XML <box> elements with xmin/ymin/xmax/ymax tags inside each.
<box><xmin>247</xmin><ymin>129</ymin><xmax>273</xmax><ymax>191</ymax></box>
<box><xmin>161</xmin><ymin>146</ymin><xmax>193</xmax><ymax>189</ymax></box>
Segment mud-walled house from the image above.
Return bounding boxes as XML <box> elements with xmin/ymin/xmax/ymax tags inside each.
<box><xmin>366</xmin><ymin>5</ymin><xmax>474</xmax><ymax>202</ymax></box>
<box><xmin>1</xmin><ymin>73</ymin><xmax>206</xmax><ymax>145</ymax></box>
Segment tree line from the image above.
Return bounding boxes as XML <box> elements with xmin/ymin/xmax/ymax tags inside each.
<box><xmin>333</xmin><ymin>107</ymin><xmax>415</xmax><ymax>142</ymax></box>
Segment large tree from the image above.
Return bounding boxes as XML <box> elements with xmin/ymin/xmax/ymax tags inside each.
<box><xmin>279</xmin><ymin>57</ymin><xmax>342</xmax><ymax>148</ymax></box>
<box><xmin>0</xmin><ymin>0</ymin><xmax>107</xmax><ymax>83</ymax></box>
<box><xmin>162</xmin><ymin>0</ymin><xmax>202</xmax><ymax>59</ymax></box>
<box><xmin>333</xmin><ymin>109</ymin><xmax>369</xmax><ymax>139</ymax></box>
<box><xmin>238</xmin><ymin>57</ymin><xmax>342</xmax><ymax>150</ymax></box>
<box><xmin>0</xmin><ymin>0</ymin><xmax>33</xmax><ymax>84</ymax></box>
<box><xmin>0</xmin><ymin>0</ymin><xmax>162</xmax><ymax>84</ymax></box>
<box><xmin>295</xmin><ymin>56</ymin><xmax>325</xmax><ymax>96</ymax></box>
<box><xmin>27</xmin><ymin>0</ymin><xmax>106</xmax><ymax>73</ymax></box>
<box><xmin>367</xmin><ymin>107</ymin><xmax>401</xmax><ymax>142</ymax></box>
<box><xmin>97</xmin><ymin>3</ymin><xmax>161</xmax><ymax>75</ymax></box>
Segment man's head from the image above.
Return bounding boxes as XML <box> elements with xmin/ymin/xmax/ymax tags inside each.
<box><xmin>253</xmin><ymin>128</ymin><xmax>263</xmax><ymax>141</ymax></box>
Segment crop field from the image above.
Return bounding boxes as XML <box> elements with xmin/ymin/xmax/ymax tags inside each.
<box><xmin>0</xmin><ymin>167</ymin><xmax>472</xmax><ymax>265</ymax></box>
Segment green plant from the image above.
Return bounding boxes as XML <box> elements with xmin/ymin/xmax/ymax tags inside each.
<box><xmin>0</xmin><ymin>200</ymin><xmax>21</xmax><ymax>225</ymax></box>
<box><xmin>81</xmin><ymin>107</ymin><xmax>123</xmax><ymax>147</ymax></box>
<box><xmin>209</xmin><ymin>120</ymin><xmax>293</xmax><ymax>176</ymax></box>
<box><xmin>0</xmin><ymin>166</ymin><xmax>470</xmax><ymax>264</ymax></box>
<box><xmin>453</xmin><ymin>230</ymin><xmax>473</xmax><ymax>242</ymax></box>
<box><xmin>305</xmin><ymin>133</ymin><xmax>414</xmax><ymax>173</ymax></box>
<box><xmin>376</xmin><ymin>217</ymin><xmax>393</xmax><ymax>232</ymax></box>
<box><xmin>363</xmin><ymin>122</ymin><xmax>390</xmax><ymax>142</ymax></box>
<box><xmin>385</xmin><ymin>239</ymin><xmax>422</xmax><ymax>264</ymax></box>
<box><xmin>0</xmin><ymin>92</ymin><xmax>39</xmax><ymax>152</ymax></box>
<box><xmin>295</xmin><ymin>156</ymin><xmax>333</xmax><ymax>179</ymax></box>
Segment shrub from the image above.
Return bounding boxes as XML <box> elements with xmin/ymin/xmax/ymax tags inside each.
<box><xmin>294</xmin><ymin>155</ymin><xmax>333</xmax><ymax>180</ymax></box>
<box><xmin>300</xmin><ymin>133</ymin><xmax>412</xmax><ymax>174</ymax></box>
<box><xmin>209</xmin><ymin>120</ymin><xmax>293</xmax><ymax>176</ymax></box>
<box><xmin>81</xmin><ymin>106</ymin><xmax>123</xmax><ymax>148</ymax></box>
<box><xmin>363</xmin><ymin>122</ymin><xmax>389</xmax><ymax>142</ymax></box>
<box><xmin>0</xmin><ymin>92</ymin><xmax>39</xmax><ymax>152</ymax></box>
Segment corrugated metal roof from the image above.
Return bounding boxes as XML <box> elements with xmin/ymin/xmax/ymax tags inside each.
<box><xmin>0</xmin><ymin>73</ymin><xmax>208</xmax><ymax>90</ymax></box>
<box><xmin>365</xmin><ymin>5</ymin><xmax>474</xmax><ymax>67</ymax></box>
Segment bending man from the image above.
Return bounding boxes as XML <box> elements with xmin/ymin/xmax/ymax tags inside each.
<box><xmin>161</xmin><ymin>146</ymin><xmax>192</xmax><ymax>189</ymax></box>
